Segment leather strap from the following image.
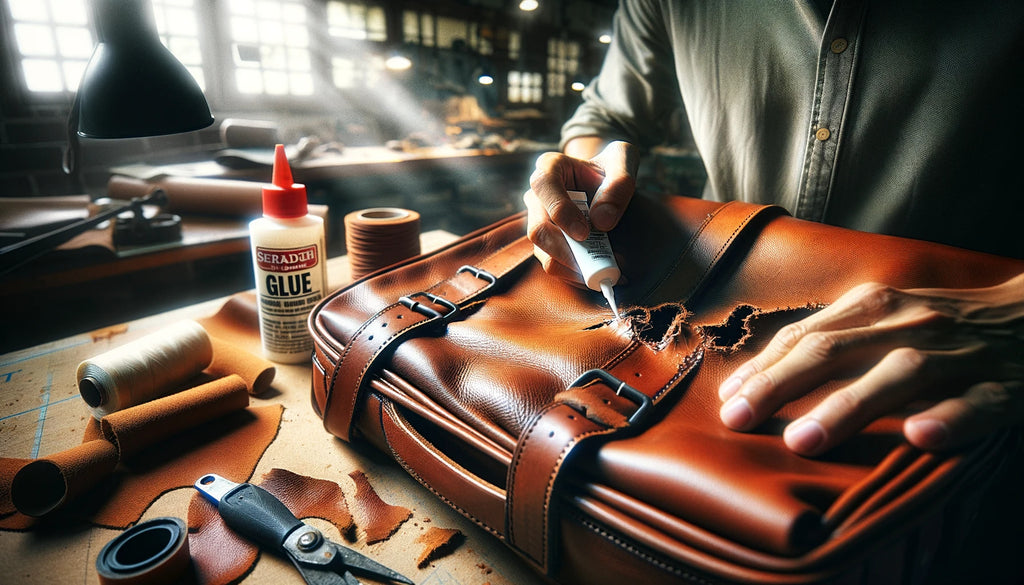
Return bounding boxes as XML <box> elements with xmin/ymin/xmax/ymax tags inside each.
<box><xmin>324</xmin><ymin>237</ymin><xmax>534</xmax><ymax>441</ymax></box>
<box><xmin>651</xmin><ymin>200</ymin><xmax>788</xmax><ymax>305</ymax></box>
<box><xmin>505</xmin><ymin>335</ymin><xmax>703</xmax><ymax>570</ymax></box>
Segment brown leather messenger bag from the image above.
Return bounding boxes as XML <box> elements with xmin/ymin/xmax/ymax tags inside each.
<box><xmin>309</xmin><ymin>193</ymin><xmax>1024</xmax><ymax>584</ymax></box>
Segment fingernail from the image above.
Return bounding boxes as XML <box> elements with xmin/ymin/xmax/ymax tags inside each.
<box><xmin>590</xmin><ymin>204</ymin><xmax>619</xmax><ymax>232</ymax></box>
<box><xmin>568</xmin><ymin>220</ymin><xmax>590</xmax><ymax>241</ymax></box>
<box><xmin>718</xmin><ymin>376</ymin><xmax>743</xmax><ymax>401</ymax></box>
<box><xmin>906</xmin><ymin>419</ymin><xmax>949</xmax><ymax>449</ymax></box>
<box><xmin>720</xmin><ymin>397</ymin><xmax>753</xmax><ymax>429</ymax></box>
<box><xmin>785</xmin><ymin>419</ymin><xmax>827</xmax><ymax>454</ymax></box>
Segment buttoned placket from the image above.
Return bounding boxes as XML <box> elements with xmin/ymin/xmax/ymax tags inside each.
<box><xmin>794</xmin><ymin>0</ymin><xmax>867</xmax><ymax>222</ymax></box>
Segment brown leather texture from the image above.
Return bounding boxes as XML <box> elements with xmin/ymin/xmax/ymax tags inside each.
<box><xmin>310</xmin><ymin>194</ymin><xmax>1024</xmax><ymax>585</ymax></box>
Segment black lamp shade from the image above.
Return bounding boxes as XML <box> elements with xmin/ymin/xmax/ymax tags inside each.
<box><xmin>76</xmin><ymin>0</ymin><xmax>213</xmax><ymax>138</ymax></box>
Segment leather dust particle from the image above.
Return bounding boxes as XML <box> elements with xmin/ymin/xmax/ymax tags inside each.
<box><xmin>348</xmin><ymin>469</ymin><xmax>412</xmax><ymax>544</ymax></box>
<box><xmin>415</xmin><ymin>526</ymin><xmax>465</xmax><ymax>568</ymax></box>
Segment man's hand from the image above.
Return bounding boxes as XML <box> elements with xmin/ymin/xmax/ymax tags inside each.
<box><xmin>523</xmin><ymin>140</ymin><xmax>639</xmax><ymax>284</ymax></box>
<box><xmin>718</xmin><ymin>274</ymin><xmax>1024</xmax><ymax>456</ymax></box>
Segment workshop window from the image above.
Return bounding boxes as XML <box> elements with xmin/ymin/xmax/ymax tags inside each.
<box><xmin>151</xmin><ymin>0</ymin><xmax>205</xmax><ymax>90</ymax></box>
<box><xmin>228</xmin><ymin>0</ymin><xmax>313</xmax><ymax>96</ymax></box>
<box><xmin>7</xmin><ymin>0</ymin><xmax>93</xmax><ymax>93</ymax></box>
<box><xmin>508</xmin><ymin>30</ymin><xmax>520</xmax><ymax>61</ymax></box>
<box><xmin>327</xmin><ymin>1</ymin><xmax>386</xmax><ymax>42</ymax></box>
<box><xmin>436</xmin><ymin>16</ymin><xmax>471</xmax><ymax>49</ymax></box>
<box><xmin>508</xmin><ymin>70</ymin><xmax>542</xmax><ymax>104</ymax></box>
<box><xmin>546</xmin><ymin>38</ymin><xmax>579</xmax><ymax>97</ymax></box>
<box><xmin>402</xmin><ymin>11</ymin><xmax>434</xmax><ymax>47</ymax></box>
<box><xmin>332</xmin><ymin>55</ymin><xmax>383</xmax><ymax>89</ymax></box>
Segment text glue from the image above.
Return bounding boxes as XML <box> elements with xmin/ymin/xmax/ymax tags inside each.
<box><xmin>561</xmin><ymin>190</ymin><xmax>621</xmax><ymax>319</ymax></box>
<box><xmin>250</xmin><ymin>144</ymin><xmax>328</xmax><ymax>363</ymax></box>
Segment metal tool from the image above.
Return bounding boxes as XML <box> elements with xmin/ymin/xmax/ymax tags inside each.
<box><xmin>194</xmin><ymin>473</ymin><xmax>414</xmax><ymax>585</ymax></box>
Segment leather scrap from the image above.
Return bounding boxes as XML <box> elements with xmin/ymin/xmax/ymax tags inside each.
<box><xmin>415</xmin><ymin>526</ymin><xmax>465</xmax><ymax>568</ymax></box>
<box><xmin>0</xmin><ymin>403</ymin><xmax>282</xmax><ymax>530</ymax></box>
<box><xmin>206</xmin><ymin>337</ymin><xmax>275</xmax><ymax>396</ymax></box>
<box><xmin>11</xmin><ymin>439</ymin><xmax>119</xmax><ymax>517</ymax></box>
<box><xmin>259</xmin><ymin>468</ymin><xmax>356</xmax><ymax>540</ymax></box>
<box><xmin>348</xmin><ymin>469</ymin><xmax>413</xmax><ymax>544</ymax></box>
<box><xmin>198</xmin><ymin>293</ymin><xmax>262</xmax><ymax>356</ymax></box>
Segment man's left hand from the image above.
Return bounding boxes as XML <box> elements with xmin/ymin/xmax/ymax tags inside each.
<box><xmin>718</xmin><ymin>274</ymin><xmax>1024</xmax><ymax>456</ymax></box>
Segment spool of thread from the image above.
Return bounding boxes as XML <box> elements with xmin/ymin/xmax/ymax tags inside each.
<box><xmin>344</xmin><ymin>208</ymin><xmax>421</xmax><ymax>280</ymax></box>
<box><xmin>95</xmin><ymin>517</ymin><xmax>194</xmax><ymax>585</ymax></box>
<box><xmin>77</xmin><ymin>320</ymin><xmax>214</xmax><ymax>419</ymax></box>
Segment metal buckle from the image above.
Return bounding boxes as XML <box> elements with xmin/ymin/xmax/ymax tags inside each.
<box><xmin>398</xmin><ymin>291</ymin><xmax>460</xmax><ymax>322</ymax></box>
<box><xmin>457</xmin><ymin>264</ymin><xmax>497</xmax><ymax>293</ymax></box>
<box><xmin>569</xmin><ymin>369</ymin><xmax>653</xmax><ymax>426</ymax></box>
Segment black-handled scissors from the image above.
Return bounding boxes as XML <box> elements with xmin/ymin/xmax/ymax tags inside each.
<box><xmin>194</xmin><ymin>473</ymin><xmax>414</xmax><ymax>585</ymax></box>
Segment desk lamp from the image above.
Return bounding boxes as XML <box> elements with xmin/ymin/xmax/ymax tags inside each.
<box><xmin>64</xmin><ymin>0</ymin><xmax>214</xmax><ymax>172</ymax></box>
<box><xmin>0</xmin><ymin>0</ymin><xmax>214</xmax><ymax>275</ymax></box>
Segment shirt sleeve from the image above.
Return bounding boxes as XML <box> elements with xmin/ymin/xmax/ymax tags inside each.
<box><xmin>559</xmin><ymin>0</ymin><xmax>682</xmax><ymax>152</ymax></box>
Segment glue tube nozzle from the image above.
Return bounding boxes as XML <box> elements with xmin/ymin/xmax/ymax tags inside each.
<box><xmin>272</xmin><ymin>143</ymin><xmax>293</xmax><ymax>188</ymax></box>
<box><xmin>261</xmin><ymin>144</ymin><xmax>308</xmax><ymax>219</ymax></box>
<box><xmin>600</xmin><ymin>279</ymin><xmax>620</xmax><ymax>320</ymax></box>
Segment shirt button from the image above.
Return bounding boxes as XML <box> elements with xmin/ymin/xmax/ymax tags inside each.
<box><xmin>815</xmin><ymin>127</ymin><xmax>831</xmax><ymax>141</ymax></box>
<box><xmin>830</xmin><ymin>38</ymin><xmax>848</xmax><ymax>54</ymax></box>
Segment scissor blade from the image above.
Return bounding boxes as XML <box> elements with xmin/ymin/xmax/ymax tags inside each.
<box><xmin>288</xmin><ymin>556</ymin><xmax>360</xmax><ymax>585</ymax></box>
<box><xmin>332</xmin><ymin>543</ymin><xmax>414</xmax><ymax>585</ymax></box>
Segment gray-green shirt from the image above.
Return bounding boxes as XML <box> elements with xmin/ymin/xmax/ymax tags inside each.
<box><xmin>562</xmin><ymin>0</ymin><xmax>1024</xmax><ymax>258</ymax></box>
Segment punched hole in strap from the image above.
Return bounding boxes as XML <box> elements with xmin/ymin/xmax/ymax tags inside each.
<box><xmin>569</xmin><ymin>369</ymin><xmax>653</xmax><ymax>425</ymax></box>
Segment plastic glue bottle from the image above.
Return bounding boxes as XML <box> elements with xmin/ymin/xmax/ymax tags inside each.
<box><xmin>561</xmin><ymin>190</ymin><xmax>621</xmax><ymax>319</ymax></box>
<box><xmin>250</xmin><ymin>144</ymin><xmax>327</xmax><ymax>363</ymax></box>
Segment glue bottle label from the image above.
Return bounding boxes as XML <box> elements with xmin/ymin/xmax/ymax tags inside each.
<box><xmin>253</xmin><ymin>242</ymin><xmax>325</xmax><ymax>359</ymax></box>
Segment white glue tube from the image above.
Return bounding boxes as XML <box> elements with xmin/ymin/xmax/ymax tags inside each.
<box><xmin>561</xmin><ymin>190</ymin><xmax>621</xmax><ymax>318</ymax></box>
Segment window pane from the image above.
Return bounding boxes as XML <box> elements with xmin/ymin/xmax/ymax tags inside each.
<box><xmin>50</xmin><ymin>0</ymin><xmax>88</xmax><ymax>25</ymax></box>
<box><xmin>22</xmin><ymin>59</ymin><xmax>63</xmax><ymax>92</ymax></box>
<box><xmin>62</xmin><ymin>60</ymin><xmax>87</xmax><ymax>91</ymax></box>
<box><xmin>15</xmin><ymin>24</ymin><xmax>57</xmax><ymax>56</ymax></box>
<box><xmin>229</xmin><ymin>0</ymin><xmax>313</xmax><ymax>96</ymax></box>
<box><xmin>9</xmin><ymin>0</ymin><xmax>49</xmax><ymax>22</ymax></box>
<box><xmin>55</xmin><ymin>26</ymin><xmax>93</xmax><ymax>57</ymax></box>
<box><xmin>402</xmin><ymin>10</ymin><xmax>418</xmax><ymax>43</ymax></box>
<box><xmin>437</xmin><ymin>16</ymin><xmax>466</xmax><ymax>48</ymax></box>
<box><xmin>236</xmin><ymin>68</ymin><xmax>263</xmax><ymax>93</ymax></box>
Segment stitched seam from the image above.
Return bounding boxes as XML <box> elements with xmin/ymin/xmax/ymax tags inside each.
<box><xmin>652</xmin><ymin>346</ymin><xmax>704</xmax><ymax>403</ymax></box>
<box><xmin>349</xmin><ymin>313</ymin><xmax>435</xmax><ymax>422</ymax></box>
<box><xmin>325</xmin><ymin>303</ymin><xmax>397</xmax><ymax>427</ymax></box>
<box><xmin>382</xmin><ymin>402</ymin><xmax>504</xmax><ymax>538</ymax></box>
<box><xmin>507</xmin><ymin>402</ymin><xmax>558</xmax><ymax>551</ymax></box>
<box><xmin>643</xmin><ymin>202</ymin><xmax>731</xmax><ymax>301</ymax></box>
<box><xmin>688</xmin><ymin>207</ymin><xmax>764</xmax><ymax>300</ymax></box>
<box><xmin>569</xmin><ymin>510</ymin><xmax>718</xmax><ymax>585</ymax></box>
<box><xmin>509</xmin><ymin>405</ymin><xmax>614</xmax><ymax>568</ymax></box>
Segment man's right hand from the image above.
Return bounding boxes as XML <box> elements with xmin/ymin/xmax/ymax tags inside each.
<box><xmin>523</xmin><ymin>140</ymin><xmax>639</xmax><ymax>285</ymax></box>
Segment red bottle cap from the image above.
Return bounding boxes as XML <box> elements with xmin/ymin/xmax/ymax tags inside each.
<box><xmin>261</xmin><ymin>144</ymin><xmax>308</xmax><ymax>218</ymax></box>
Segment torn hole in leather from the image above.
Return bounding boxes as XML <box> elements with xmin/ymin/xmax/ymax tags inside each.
<box><xmin>700</xmin><ymin>304</ymin><xmax>761</xmax><ymax>352</ymax></box>
<box><xmin>701</xmin><ymin>304</ymin><xmax>825</xmax><ymax>353</ymax></box>
<box><xmin>622</xmin><ymin>303</ymin><xmax>696</xmax><ymax>351</ymax></box>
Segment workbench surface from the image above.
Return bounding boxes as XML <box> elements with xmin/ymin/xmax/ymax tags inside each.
<box><xmin>0</xmin><ymin>231</ymin><xmax>542</xmax><ymax>585</ymax></box>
